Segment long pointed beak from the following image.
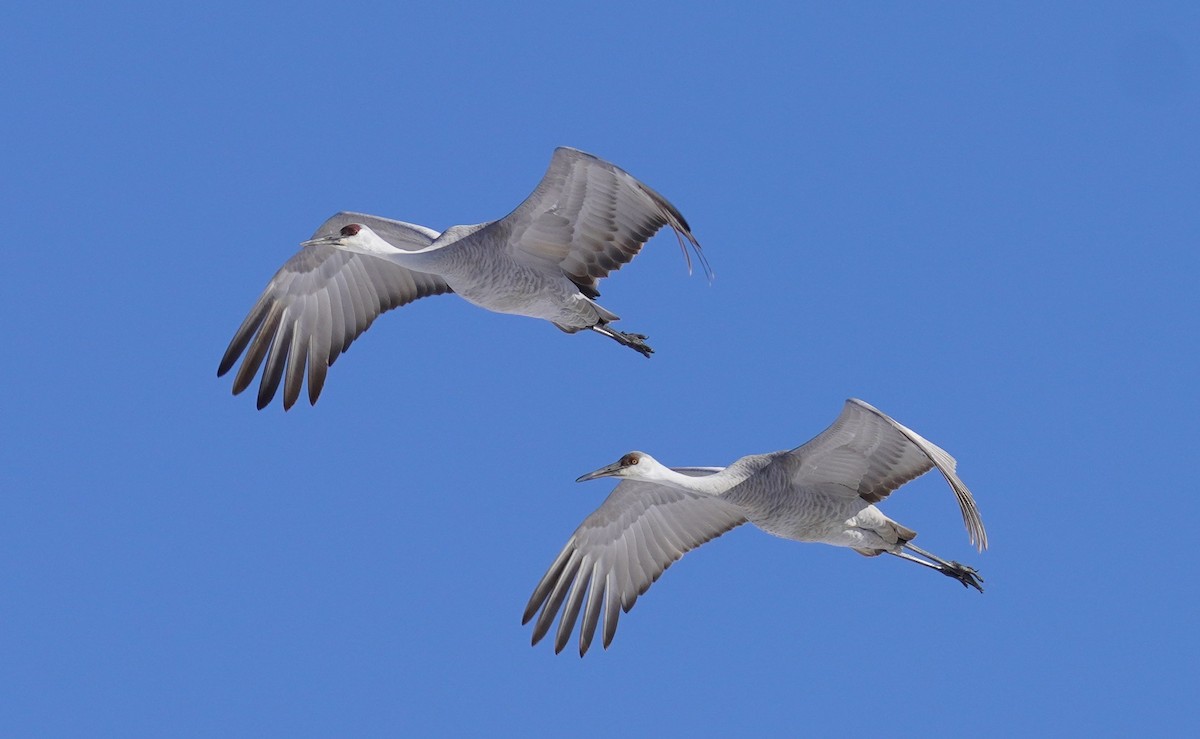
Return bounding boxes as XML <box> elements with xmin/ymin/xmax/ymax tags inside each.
<box><xmin>300</xmin><ymin>234</ymin><xmax>342</xmax><ymax>248</ymax></box>
<box><xmin>576</xmin><ymin>460</ymin><xmax>624</xmax><ymax>483</ymax></box>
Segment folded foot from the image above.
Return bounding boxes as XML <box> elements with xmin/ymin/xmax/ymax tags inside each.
<box><xmin>589</xmin><ymin>324</ymin><xmax>654</xmax><ymax>357</ymax></box>
<box><xmin>939</xmin><ymin>561</ymin><xmax>984</xmax><ymax>593</ymax></box>
<box><xmin>617</xmin><ymin>331</ymin><xmax>653</xmax><ymax>357</ymax></box>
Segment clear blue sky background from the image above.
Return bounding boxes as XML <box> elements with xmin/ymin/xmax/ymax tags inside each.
<box><xmin>2</xmin><ymin>2</ymin><xmax>1197</xmax><ymax>736</ymax></box>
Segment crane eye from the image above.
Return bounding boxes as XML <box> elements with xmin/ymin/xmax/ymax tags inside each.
<box><xmin>340</xmin><ymin>224</ymin><xmax>361</xmax><ymax>236</ymax></box>
<box><xmin>621</xmin><ymin>454</ymin><xmax>639</xmax><ymax>466</ymax></box>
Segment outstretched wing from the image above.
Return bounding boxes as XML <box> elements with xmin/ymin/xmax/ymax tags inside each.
<box><xmin>490</xmin><ymin>147</ymin><xmax>708</xmax><ymax>298</ymax></box>
<box><xmin>217</xmin><ymin>212</ymin><xmax>452</xmax><ymax>410</ymax></box>
<box><xmin>789</xmin><ymin>399</ymin><xmax>987</xmax><ymax>551</ymax></box>
<box><xmin>524</xmin><ymin>468</ymin><xmax>747</xmax><ymax>656</ymax></box>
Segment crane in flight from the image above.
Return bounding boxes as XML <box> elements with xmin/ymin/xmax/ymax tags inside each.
<box><xmin>218</xmin><ymin>147</ymin><xmax>707</xmax><ymax>409</ymax></box>
<box><xmin>524</xmin><ymin>399</ymin><xmax>987</xmax><ymax>656</ymax></box>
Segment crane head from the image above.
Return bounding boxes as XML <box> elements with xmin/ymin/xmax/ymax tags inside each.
<box><xmin>576</xmin><ymin>451</ymin><xmax>654</xmax><ymax>482</ymax></box>
<box><xmin>300</xmin><ymin>223</ymin><xmax>397</xmax><ymax>257</ymax></box>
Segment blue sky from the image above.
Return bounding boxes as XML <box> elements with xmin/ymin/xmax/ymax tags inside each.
<box><xmin>2</xmin><ymin>1</ymin><xmax>1197</xmax><ymax>735</ymax></box>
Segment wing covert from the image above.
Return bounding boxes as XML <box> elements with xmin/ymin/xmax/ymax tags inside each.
<box><xmin>790</xmin><ymin>399</ymin><xmax>987</xmax><ymax>551</ymax></box>
<box><xmin>491</xmin><ymin>147</ymin><xmax>708</xmax><ymax>298</ymax></box>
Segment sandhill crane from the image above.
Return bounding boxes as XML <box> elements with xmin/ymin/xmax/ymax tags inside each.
<box><xmin>218</xmin><ymin>147</ymin><xmax>707</xmax><ymax>409</ymax></box>
<box><xmin>524</xmin><ymin>399</ymin><xmax>987</xmax><ymax>656</ymax></box>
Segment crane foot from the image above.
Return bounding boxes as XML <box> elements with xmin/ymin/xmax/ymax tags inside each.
<box><xmin>940</xmin><ymin>561</ymin><xmax>984</xmax><ymax>593</ymax></box>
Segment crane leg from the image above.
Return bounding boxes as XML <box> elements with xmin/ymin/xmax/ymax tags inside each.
<box><xmin>889</xmin><ymin>544</ymin><xmax>984</xmax><ymax>593</ymax></box>
<box><xmin>588</xmin><ymin>324</ymin><xmax>654</xmax><ymax>357</ymax></box>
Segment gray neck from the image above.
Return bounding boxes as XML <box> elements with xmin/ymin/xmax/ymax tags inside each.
<box><xmin>375</xmin><ymin>244</ymin><xmax>446</xmax><ymax>272</ymax></box>
<box><xmin>654</xmin><ymin>464</ymin><xmax>753</xmax><ymax>496</ymax></box>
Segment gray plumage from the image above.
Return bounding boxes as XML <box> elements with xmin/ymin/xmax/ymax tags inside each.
<box><xmin>524</xmin><ymin>399</ymin><xmax>988</xmax><ymax>656</ymax></box>
<box><xmin>218</xmin><ymin>147</ymin><xmax>707</xmax><ymax>409</ymax></box>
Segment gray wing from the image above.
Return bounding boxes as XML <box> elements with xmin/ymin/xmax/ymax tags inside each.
<box><xmin>523</xmin><ymin>468</ymin><xmax>747</xmax><ymax>656</ymax></box>
<box><xmin>217</xmin><ymin>212</ymin><xmax>452</xmax><ymax>410</ymax></box>
<box><xmin>488</xmin><ymin>147</ymin><xmax>708</xmax><ymax>298</ymax></box>
<box><xmin>790</xmin><ymin>399</ymin><xmax>987</xmax><ymax>551</ymax></box>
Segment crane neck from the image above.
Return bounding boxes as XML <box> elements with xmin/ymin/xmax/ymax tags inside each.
<box><xmin>345</xmin><ymin>221</ymin><xmax>493</xmax><ymax>276</ymax></box>
<box><xmin>651</xmin><ymin>464</ymin><xmax>751</xmax><ymax>497</ymax></box>
<box><xmin>382</xmin><ymin>247</ymin><xmax>442</xmax><ymax>271</ymax></box>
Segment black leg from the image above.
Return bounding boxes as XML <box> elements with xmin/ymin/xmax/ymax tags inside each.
<box><xmin>589</xmin><ymin>325</ymin><xmax>654</xmax><ymax>357</ymax></box>
<box><xmin>890</xmin><ymin>546</ymin><xmax>984</xmax><ymax>593</ymax></box>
